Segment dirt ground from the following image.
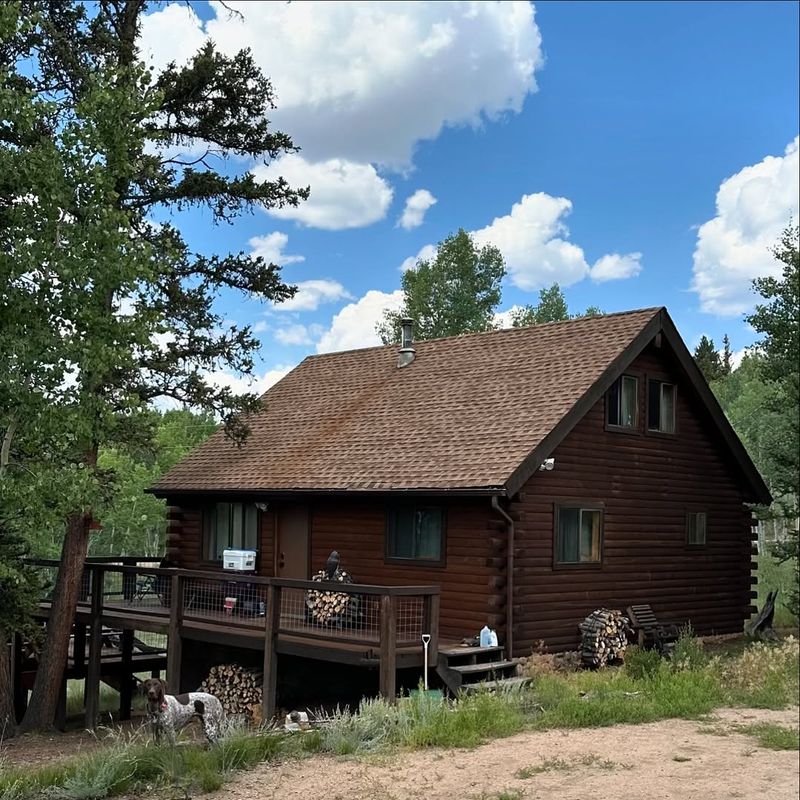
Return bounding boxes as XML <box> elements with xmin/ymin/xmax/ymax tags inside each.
<box><xmin>2</xmin><ymin>708</ymin><xmax>798</xmax><ymax>799</ymax></box>
<box><xmin>214</xmin><ymin>707</ymin><xmax>800</xmax><ymax>800</ymax></box>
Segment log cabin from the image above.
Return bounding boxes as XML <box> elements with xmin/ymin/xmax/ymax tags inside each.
<box><xmin>148</xmin><ymin>307</ymin><xmax>769</xmax><ymax>666</ymax></box>
<box><xmin>24</xmin><ymin>306</ymin><xmax>772</xmax><ymax>727</ymax></box>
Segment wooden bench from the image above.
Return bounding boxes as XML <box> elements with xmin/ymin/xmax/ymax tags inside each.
<box><xmin>626</xmin><ymin>604</ymin><xmax>681</xmax><ymax>653</ymax></box>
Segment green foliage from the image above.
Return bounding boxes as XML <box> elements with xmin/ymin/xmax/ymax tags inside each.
<box><xmin>739</xmin><ymin>722</ymin><xmax>800</xmax><ymax>751</ymax></box>
<box><xmin>670</xmin><ymin>626</ymin><xmax>709</xmax><ymax>672</ymax></box>
<box><xmin>623</xmin><ymin>646</ymin><xmax>662</xmax><ymax>680</ymax></box>
<box><xmin>755</xmin><ymin>553</ymin><xmax>799</xmax><ymax>628</ymax></box>
<box><xmin>378</xmin><ymin>229</ymin><xmax>506</xmax><ymax>343</ymax></box>
<box><xmin>693</xmin><ymin>335</ymin><xmax>724</xmax><ymax>383</ymax></box>
<box><xmin>744</xmin><ymin>223</ymin><xmax>799</xmax><ymax>615</ymax></box>
<box><xmin>510</xmin><ymin>284</ymin><xmax>603</xmax><ymax>327</ymax></box>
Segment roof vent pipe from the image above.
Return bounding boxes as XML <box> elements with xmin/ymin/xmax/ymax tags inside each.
<box><xmin>397</xmin><ymin>317</ymin><xmax>415</xmax><ymax>368</ymax></box>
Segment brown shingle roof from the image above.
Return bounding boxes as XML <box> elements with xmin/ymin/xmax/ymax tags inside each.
<box><xmin>152</xmin><ymin>308</ymin><xmax>665</xmax><ymax>495</ymax></box>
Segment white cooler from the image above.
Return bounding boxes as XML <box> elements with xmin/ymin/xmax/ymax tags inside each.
<box><xmin>222</xmin><ymin>548</ymin><xmax>256</xmax><ymax>571</ymax></box>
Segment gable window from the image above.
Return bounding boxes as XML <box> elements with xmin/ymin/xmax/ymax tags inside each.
<box><xmin>686</xmin><ymin>512</ymin><xmax>707</xmax><ymax>547</ymax></box>
<box><xmin>648</xmin><ymin>379</ymin><xmax>676</xmax><ymax>433</ymax></box>
<box><xmin>606</xmin><ymin>375</ymin><xmax>639</xmax><ymax>429</ymax></box>
<box><xmin>205</xmin><ymin>502</ymin><xmax>258</xmax><ymax>561</ymax></box>
<box><xmin>555</xmin><ymin>506</ymin><xmax>602</xmax><ymax>565</ymax></box>
<box><xmin>386</xmin><ymin>506</ymin><xmax>444</xmax><ymax>563</ymax></box>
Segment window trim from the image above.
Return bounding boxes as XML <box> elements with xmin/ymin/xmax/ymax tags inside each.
<box><xmin>686</xmin><ymin>510</ymin><xmax>707</xmax><ymax>548</ymax></box>
<box><xmin>202</xmin><ymin>501</ymin><xmax>261</xmax><ymax>564</ymax></box>
<box><xmin>646</xmin><ymin>377</ymin><xmax>678</xmax><ymax>436</ymax></box>
<box><xmin>605</xmin><ymin>373</ymin><xmax>641</xmax><ymax>434</ymax></box>
<box><xmin>384</xmin><ymin>504</ymin><xmax>447</xmax><ymax>567</ymax></box>
<box><xmin>553</xmin><ymin>502</ymin><xmax>604</xmax><ymax>569</ymax></box>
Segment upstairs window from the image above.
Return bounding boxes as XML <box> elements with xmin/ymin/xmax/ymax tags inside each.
<box><xmin>607</xmin><ymin>375</ymin><xmax>639</xmax><ymax>430</ymax></box>
<box><xmin>648</xmin><ymin>379</ymin><xmax>676</xmax><ymax>433</ymax></box>
<box><xmin>687</xmin><ymin>512</ymin><xmax>707</xmax><ymax>546</ymax></box>
<box><xmin>205</xmin><ymin>502</ymin><xmax>258</xmax><ymax>561</ymax></box>
<box><xmin>386</xmin><ymin>506</ymin><xmax>444</xmax><ymax>563</ymax></box>
<box><xmin>555</xmin><ymin>506</ymin><xmax>602</xmax><ymax>565</ymax></box>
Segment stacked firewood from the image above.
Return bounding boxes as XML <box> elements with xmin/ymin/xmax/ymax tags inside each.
<box><xmin>579</xmin><ymin>609</ymin><xmax>631</xmax><ymax>668</ymax></box>
<box><xmin>200</xmin><ymin>663</ymin><xmax>263</xmax><ymax>718</ymax></box>
<box><xmin>305</xmin><ymin>568</ymin><xmax>362</xmax><ymax>628</ymax></box>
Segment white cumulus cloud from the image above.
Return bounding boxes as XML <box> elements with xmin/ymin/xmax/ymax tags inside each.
<box><xmin>399</xmin><ymin>189</ymin><xmax>437</xmax><ymax>229</ymax></box>
<box><xmin>248</xmin><ymin>232</ymin><xmax>304</xmax><ymax>265</ymax></box>
<box><xmin>590</xmin><ymin>252</ymin><xmax>643</xmax><ymax>283</ymax></box>
<box><xmin>470</xmin><ymin>193</ymin><xmax>643</xmax><ymax>290</ymax></box>
<box><xmin>274</xmin><ymin>323</ymin><xmax>324</xmax><ymax>347</ymax></box>
<box><xmin>316</xmin><ymin>290</ymin><xmax>404</xmax><ymax>354</ymax></box>
<box><xmin>138</xmin><ymin>1</ymin><xmax>543</xmax><ymax>167</ymax></box>
<box><xmin>253</xmin><ymin>155</ymin><xmax>393</xmax><ymax>230</ymax></box>
<box><xmin>691</xmin><ymin>136</ymin><xmax>800</xmax><ymax>316</ymax></box>
<box><xmin>204</xmin><ymin>365</ymin><xmax>295</xmax><ymax>396</ymax></box>
<box><xmin>399</xmin><ymin>243</ymin><xmax>438</xmax><ymax>273</ymax></box>
<box><xmin>275</xmin><ymin>279</ymin><xmax>352</xmax><ymax>312</ymax></box>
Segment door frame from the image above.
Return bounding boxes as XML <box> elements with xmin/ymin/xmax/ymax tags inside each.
<box><xmin>273</xmin><ymin>503</ymin><xmax>311</xmax><ymax>579</ymax></box>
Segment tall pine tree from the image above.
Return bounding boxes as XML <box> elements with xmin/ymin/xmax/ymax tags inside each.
<box><xmin>693</xmin><ymin>335</ymin><xmax>723</xmax><ymax>383</ymax></box>
<box><xmin>1</xmin><ymin>0</ymin><xmax>308</xmax><ymax>730</ymax></box>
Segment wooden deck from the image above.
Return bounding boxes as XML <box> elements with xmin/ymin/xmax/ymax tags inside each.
<box><xmin>25</xmin><ymin>559</ymin><xmax>441</xmax><ymax>729</ymax></box>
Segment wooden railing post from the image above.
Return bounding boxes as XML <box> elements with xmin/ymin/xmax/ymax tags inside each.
<box><xmin>167</xmin><ymin>573</ymin><xmax>183</xmax><ymax>692</ymax></box>
<box><xmin>84</xmin><ymin>567</ymin><xmax>105</xmax><ymax>729</ymax></box>
<box><xmin>261</xmin><ymin>583</ymin><xmax>280</xmax><ymax>723</ymax></box>
<box><xmin>379</xmin><ymin>594</ymin><xmax>397</xmax><ymax>702</ymax></box>
<box><xmin>423</xmin><ymin>591</ymin><xmax>440</xmax><ymax>667</ymax></box>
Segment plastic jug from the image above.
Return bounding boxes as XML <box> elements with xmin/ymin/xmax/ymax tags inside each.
<box><xmin>488</xmin><ymin>629</ymin><xmax>498</xmax><ymax>647</ymax></box>
<box><xmin>479</xmin><ymin>625</ymin><xmax>492</xmax><ymax>647</ymax></box>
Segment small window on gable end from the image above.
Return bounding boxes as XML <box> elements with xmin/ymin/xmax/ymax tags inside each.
<box><xmin>555</xmin><ymin>506</ymin><xmax>602</xmax><ymax>565</ymax></box>
<box><xmin>687</xmin><ymin>512</ymin><xmax>706</xmax><ymax>547</ymax></box>
<box><xmin>648</xmin><ymin>379</ymin><xmax>676</xmax><ymax>433</ymax></box>
<box><xmin>607</xmin><ymin>375</ymin><xmax>638</xmax><ymax>430</ymax></box>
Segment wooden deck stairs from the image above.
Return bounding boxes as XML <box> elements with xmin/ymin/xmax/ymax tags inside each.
<box><xmin>436</xmin><ymin>645</ymin><xmax>529</xmax><ymax>695</ymax></box>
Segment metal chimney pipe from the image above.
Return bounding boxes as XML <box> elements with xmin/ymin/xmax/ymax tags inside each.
<box><xmin>398</xmin><ymin>317</ymin><xmax>415</xmax><ymax>368</ymax></box>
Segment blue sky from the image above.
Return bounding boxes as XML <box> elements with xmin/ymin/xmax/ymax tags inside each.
<box><xmin>140</xmin><ymin>1</ymin><xmax>799</xmax><ymax>391</ymax></box>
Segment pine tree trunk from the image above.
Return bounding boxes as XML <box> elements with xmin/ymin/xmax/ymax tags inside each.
<box><xmin>18</xmin><ymin>514</ymin><xmax>90</xmax><ymax>732</ymax></box>
<box><xmin>0</xmin><ymin>629</ymin><xmax>16</xmax><ymax>737</ymax></box>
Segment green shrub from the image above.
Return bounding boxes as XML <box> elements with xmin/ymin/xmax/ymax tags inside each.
<box><xmin>740</xmin><ymin>722</ymin><xmax>800</xmax><ymax>750</ymax></box>
<box><xmin>670</xmin><ymin>625</ymin><xmax>708</xmax><ymax>672</ymax></box>
<box><xmin>719</xmin><ymin>636</ymin><xmax>799</xmax><ymax>708</ymax></box>
<box><xmin>623</xmin><ymin>646</ymin><xmax>663</xmax><ymax>680</ymax></box>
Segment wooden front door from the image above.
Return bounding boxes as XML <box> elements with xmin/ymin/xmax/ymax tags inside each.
<box><xmin>276</xmin><ymin>505</ymin><xmax>310</xmax><ymax>578</ymax></box>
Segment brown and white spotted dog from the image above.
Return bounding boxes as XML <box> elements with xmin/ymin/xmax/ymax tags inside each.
<box><xmin>142</xmin><ymin>677</ymin><xmax>224</xmax><ymax>745</ymax></box>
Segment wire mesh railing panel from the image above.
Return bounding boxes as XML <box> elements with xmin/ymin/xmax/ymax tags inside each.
<box><xmin>277</xmin><ymin>586</ymin><xmax>381</xmax><ymax>644</ymax></box>
<box><xmin>182</xmin><ymin>576</ymin><xmax>266</xmax><ymax>628</ymax></box>
<box><xmin>396</xmin><ymin>595</ymin><xmax>425</xmax><ymax>645</ymax></box>
<box><xmin>102</xmin><ymin>567</ymin><xmax>170</xmax><ymax>611</ymax></box>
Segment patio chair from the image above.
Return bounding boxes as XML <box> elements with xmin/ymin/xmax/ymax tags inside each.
<box><xmin>626</xmin><ymin>604</ymin><xmax>681</xmax><ymax>653</ymax></box>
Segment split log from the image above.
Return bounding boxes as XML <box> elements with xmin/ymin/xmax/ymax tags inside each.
<box><xmin>305</xmin><ymin>568</ymin><xmax>363</xmax><ymax>629</ymax></box>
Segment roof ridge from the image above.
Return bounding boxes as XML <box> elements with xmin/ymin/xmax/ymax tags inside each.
<box><xmin>303</xmin><ymin>306</ymin><xmax>664</xmax><ymax>361</ymax></box>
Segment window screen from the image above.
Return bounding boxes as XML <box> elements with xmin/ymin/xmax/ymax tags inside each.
<box><xmin>556</xmin><ymin>507</ymin><xmax>602</xmax><ymax>564</ymax></box>
<box><xmin>206</xmin><ymin>502</ymin><xmax>258</xmax><ymax>560</ymax></box>
<box><xmin>387</xmin><ymin>506</ymin><xmax>444</xmax><ymax>562</ymax></box>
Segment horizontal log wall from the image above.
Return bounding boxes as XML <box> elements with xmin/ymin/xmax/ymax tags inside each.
<box><xmin>310</xmin><ymin>499</ymin><xmax>494</xmax><ymax>641</ymax></box>
<box><xmin>513</xmin><ymin>343</ymin><xmax>755</xmax><ymax>655</ymax></box>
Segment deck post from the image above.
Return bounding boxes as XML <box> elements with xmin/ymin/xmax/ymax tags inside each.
<box><xmin>379</xmin><ymin>594</ymin><xmax>397</xmax><ymax>702</ymax></box>
<box><xmin>73</xmin><ymin>622</ymin><xmax>86</xmax><ymax>679</ymax></box>
<box><xmin>167</xmin><ymin>573</ymin><xmax>184</xmax><ymax>692</ymax></box>
<box><xmin>84</xmin><ymin>567</ymin><xmax>105</xmax><ymax>729</ymax></box>
<box><xmin>12</xmin><ymin>632</ymin><xmax>27</xmax><ymax>723</ymax></box>
<box><xmin>261</xmin><ymin>583</ymin><xmax>280</xmax><ymax>724</ymax></box>
<box><xmin>424</xmin><ymin>591</ymin><xmax>441</xmax><ymax>667</ymax></box>
<box><xmin>119</xmin><ymin>628</ymin><xmax>134</xmax><ymax>721</ymax></box>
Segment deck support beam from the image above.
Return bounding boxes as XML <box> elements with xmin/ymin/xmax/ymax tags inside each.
<box><xmin>261</xmin><ymin>584</ymin><xmax>280</xmax><ymax>723</ymax></box>
<box><xmin>12</xmin><ymin>632</ymin><xmax>27</xmax><ymax>723</ymax></box>
<box><xmin>84</xmin><ymin>569</ymin><xmax>105</xmax><ymax>729</ymax></box>
<box><xmin>167</xmin><ymin>574</ymin><xmax>184</xmax><ymax>692</ymax></box>
<box><xmin>119</xmin><ymin>629</ymin><xmax>134</xmax><ymax>721</ymax></box>
<box><xmin>379</xmin><ymin>595</ymin><xmax>397</xmax><ymax>702</ymax></box>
